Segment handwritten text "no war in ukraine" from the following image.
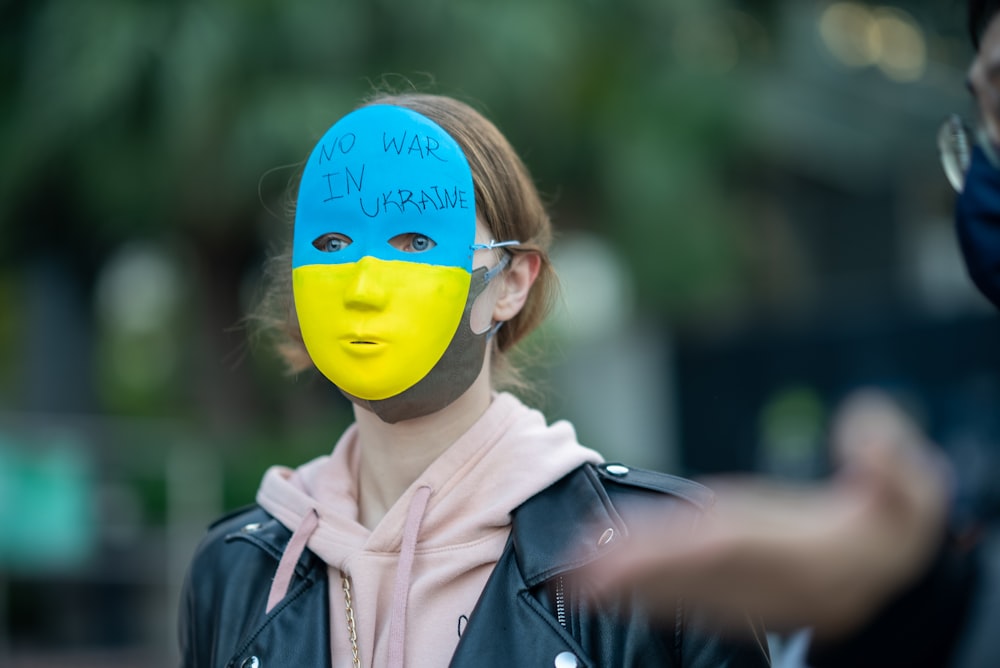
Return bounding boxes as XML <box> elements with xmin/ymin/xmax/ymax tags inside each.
<box><xmin>315</xmin><ymin>131</ymin><xmax>470</xmax><ymax>218</ymax></box>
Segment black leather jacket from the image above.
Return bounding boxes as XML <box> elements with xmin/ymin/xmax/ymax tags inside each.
<box><xmin>179</xmin><ymin>462</ymin><xmax>770</xmax><ymax>667</ymax></box>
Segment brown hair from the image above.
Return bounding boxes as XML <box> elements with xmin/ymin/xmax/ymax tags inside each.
<box><xmin>254</xmin><ymin>92</ymin><xmax>556</xmax><ymax>389</ymax></box>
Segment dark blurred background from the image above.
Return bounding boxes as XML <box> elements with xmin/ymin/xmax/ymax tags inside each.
<box><xmin>2</xmin><ymin>0</ymin><xmax>998</xmax><ymax>665</ymax></box>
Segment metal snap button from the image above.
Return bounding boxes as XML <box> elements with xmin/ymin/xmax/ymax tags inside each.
<box><xmin>242</xmin><ymin>522</ymin><xmax>262</xmax><ymax>533</ymax></box>
<box><xmin>554</xmin><ymin>650</ymin><xmax>579</xmax><ymax>668</ymax></box>
<box><xmin>240</xmin><ymin>656</ymin><xmax>260</xmax><ymax>668</ymax></box>
<box><xmin>605</xmin><ymin>464</ymin><xmax>629</xmax><ymax>476</ymax></box>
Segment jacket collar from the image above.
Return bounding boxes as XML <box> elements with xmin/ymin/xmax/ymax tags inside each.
<box><xmin>510</xmin><ymin>463</ymin><xmax>627</xmax><ymax>587</ymax></box>
<box><xmin>225</xmin><ymin>509</ymin><xmax>326</xmax><ymax>581</ymax></box>
<box><xmin>231</xmin><ymin>463</ymin><xmax>622</xmax><ymax>587</ymax></box>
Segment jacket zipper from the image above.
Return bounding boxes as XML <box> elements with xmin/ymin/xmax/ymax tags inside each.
<box><xmin>555</xmin><ymin>576</ymin><xmax>567</xmax><ymax>628</ymax></box>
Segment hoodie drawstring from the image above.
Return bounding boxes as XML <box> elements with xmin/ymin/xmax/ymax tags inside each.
<box><xmin>387</xmin><ymin>484</ymin><xmax>432</xmax><ymax>668</ymax></box>
<box><xmin>266</xmin><ymin>508</ymin><xmax>319</xmax><ymax>613</ymax></box>
<box><xmin>264</xmin><ymin>485</ymin><xmax>432</xmax><ymax>665</ymax></box>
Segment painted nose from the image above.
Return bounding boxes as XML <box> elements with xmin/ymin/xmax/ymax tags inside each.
<box><xmin>343</xmin><ymin>256</ymin><xmax>389</xmax><ymax>310</ymax></box>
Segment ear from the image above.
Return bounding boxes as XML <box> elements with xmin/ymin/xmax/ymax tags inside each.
<box><xmin>493</xmin><ymin>252</ymin><xmax>541</xmax><ymax>322</ymax></box>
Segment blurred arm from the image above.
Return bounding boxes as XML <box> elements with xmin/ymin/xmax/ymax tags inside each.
<box><xmin>583</xmin><ymin>392</ymin><xmax>961</xmax><ymax>644</ymax></box>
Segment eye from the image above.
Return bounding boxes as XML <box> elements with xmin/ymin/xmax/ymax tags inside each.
<box><xmin>312</xmin><ymin>233</ymin><xmax>353</xmax><ymax>252</ymax></box>
<box><xmin>389</xmin><ymin>232</ymin><xmax>437</xmax><ymax>253</ymax></box>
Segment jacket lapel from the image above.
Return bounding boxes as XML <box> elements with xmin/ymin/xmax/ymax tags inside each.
<box><xmin>450</xmin><ymin>465</ymin><xmax>625</xmax><ymax>667</ymax></box>
<box><xmin>449</xmin><ymin>546</ymin><xmax>594</xmax><ymax>667</ymax></box>
<box><xmin>512</xmin><ymin>463</ymin><xmax>628</xmax><ymax>586</ymax></box>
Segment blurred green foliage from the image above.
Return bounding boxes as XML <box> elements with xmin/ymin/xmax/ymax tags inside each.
<box><xmin>0</xmin><ymin>0</ymin><xmax>972</xmax><ymax>499</ymax></box>
<box><xmin>0</xmin><ymin>0</ymin><xmax>756</xmax><ymax>309</ymax></box>
<box><xmin>0</xmin><ymin>0</ymin><xmax>779</xmax><ymax>528</ymax></box>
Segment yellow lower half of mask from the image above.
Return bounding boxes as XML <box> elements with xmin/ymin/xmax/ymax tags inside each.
<box><xmin>293</xmin><ymin>259</ymin><xmax>471</xmax><ymax>400</ymax></box>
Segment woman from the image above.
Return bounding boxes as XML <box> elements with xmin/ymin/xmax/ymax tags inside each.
<box><xmin>178</xmin><ymin>92</ymin><xmax>770</xmax><ymax>667</ymax></box>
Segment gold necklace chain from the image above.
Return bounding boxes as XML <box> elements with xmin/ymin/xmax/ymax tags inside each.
<box><xmin>342</xmin><ymin>574</ymin><xmax>361</xmax><ymax>668</ymax></box>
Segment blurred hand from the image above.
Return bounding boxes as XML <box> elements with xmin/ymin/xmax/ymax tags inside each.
<box><xmin>581</xmin><ymin>391</ymin><xmax>951</xmax><ymax>640</ymax></box>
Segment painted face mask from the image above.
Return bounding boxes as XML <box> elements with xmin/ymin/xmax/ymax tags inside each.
<box><xmin>292</xmin><ymin>104</ymin><xmax>511</xmax><ymax>422</ymax></box>
<box><xmin>955</xmin><ymin>145</ymin><xmax>1000</xmax><ymax>310</ymax></box>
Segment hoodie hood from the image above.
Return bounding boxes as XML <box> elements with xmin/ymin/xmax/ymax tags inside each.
<box><xmin>256</xmin><ymin>391</ymin><xmax>603</xmax><ymax>668</ymax></box>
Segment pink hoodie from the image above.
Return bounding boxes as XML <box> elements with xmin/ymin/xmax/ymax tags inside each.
<box><xmin>256</xmin><ymin>392</ymin><xmax>603</xmax><ymax>668</ymax></box>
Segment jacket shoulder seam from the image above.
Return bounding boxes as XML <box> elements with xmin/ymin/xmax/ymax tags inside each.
<box><xmin>591</xmin><ymin>462</ymin><xmax>714</xmax><ymax>509</ymax></box>
<box><xmin>207</xmin><ymin>504</ymin><xmax>263</xmax><ymax>531</ymax></box>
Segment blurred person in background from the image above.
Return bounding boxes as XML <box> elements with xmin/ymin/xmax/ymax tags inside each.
<box><xmin>958</xmin><ymin>0</ymin><xmax>1000</xmax><ymax>312</ymax></box>
<box><xmin>177</xmin><ymin>93</ymin><xmax>769</xmax><ymax>667</ymax></box>
<box><xmin>579</xmin><ymin>1</ymin><xmax>1000</xmax><ymax>666</ymax></box>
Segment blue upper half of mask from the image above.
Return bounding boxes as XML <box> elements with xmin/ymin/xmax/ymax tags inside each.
<box><xmin>292</xmin><ymin>105</ymin><xmax>477</xmax><ymax>270</ymax></box>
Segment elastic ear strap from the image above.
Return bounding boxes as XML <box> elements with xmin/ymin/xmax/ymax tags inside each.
<box><xmin>470</xmin><ymin>239</ymin><xmax>521</xmax><ymax>252</ymax></box>
<box><xmin>483</xmin><ymin>252</ymin><xmax>511</xmax><ymax>283</ymax></box>
<box><xmin>486</xmin><ymin>320</ymin><xmax>504</xmax><ymax>341</ymax></box>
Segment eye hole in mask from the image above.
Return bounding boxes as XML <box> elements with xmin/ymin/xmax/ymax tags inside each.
<box><xmin>310</xmin><ymin>232</ymin><xmax>439</xmax><ymax>255</ymax></box>
<box><xmin>312</xmin><ymin>233</ymin><xmax>353</xmax><ymax>253</ymax></box>
<box><xmin>389</xmin><ymin>232</ymin><xmax>437</xmax><ymax>253</ymax></box>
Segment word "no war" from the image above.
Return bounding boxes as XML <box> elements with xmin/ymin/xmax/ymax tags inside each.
<box><xmin>317</xmin><ymin>131</ymin><xmax>449</xmax><ymax>164</ymax></box>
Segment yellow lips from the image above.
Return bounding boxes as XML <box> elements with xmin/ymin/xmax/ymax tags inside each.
<box><xmin>293</xmin><ymin>257</ymin><xmax>471</xmax><ymax>400</ymax></box>
<box><xmin>340</xmin><ymin>339</ymin><xmax>383</xmax><ymax>356</ymax></box>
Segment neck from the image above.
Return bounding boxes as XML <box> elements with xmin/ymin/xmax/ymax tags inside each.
<box><xmin>354</xmin><ymin>361</ymin><xmax>493</xmax><ymax>530</ymax></box>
